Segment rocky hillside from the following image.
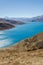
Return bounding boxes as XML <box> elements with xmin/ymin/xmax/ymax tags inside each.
<box><xmin>0</xmin><ymin>33</ymin><xmax>43</xmax><ymax>65</ymax></box>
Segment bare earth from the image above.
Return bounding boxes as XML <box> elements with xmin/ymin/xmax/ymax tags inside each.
<box><xmin>0</xmin><ymin>32</ymin><xmax>43</xmax><ymax>65</ymax></box>
<box><xmin>0</xmin><ymin>49</ymin><xmax>43</xmax><ymax>65</ymax></box>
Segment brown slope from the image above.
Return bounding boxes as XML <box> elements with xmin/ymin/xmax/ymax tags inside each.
<box><xmin>0</xmin><ymin>33</ymin><xmax>43</xmax><ymax>65</ymax></box>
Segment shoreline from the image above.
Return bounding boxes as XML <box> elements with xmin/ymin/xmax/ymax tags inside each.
<box><xmin>0</xmin><ymin>32</ymin><xmax>43</xmax><ymax>65</ymax></box>
<box><xmin>0</xmin><ymin>32</ymin><xmax>43</xmax><ymax>50</ymax></box>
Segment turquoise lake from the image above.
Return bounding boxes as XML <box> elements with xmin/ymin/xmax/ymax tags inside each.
<box><xmin>0</xmin><ymin>22</ymin><xmax>43</xmax><ymax>48</ymax></box>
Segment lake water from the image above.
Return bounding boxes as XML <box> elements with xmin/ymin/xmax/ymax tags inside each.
<box><xmin>0</xmin><ymin>22</ymin><xmax>43</xmax><ymax>48</ymax></box>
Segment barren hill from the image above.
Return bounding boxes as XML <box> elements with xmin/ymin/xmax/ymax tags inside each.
<box><xmin>0</xmin><ymin>33</ymin><xmax>43</xmax><ymax>65</ymax></box>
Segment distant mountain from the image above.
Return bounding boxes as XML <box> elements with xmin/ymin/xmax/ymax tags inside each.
<box><xmin>0</xmin><ymin>22</ymin><xmax>15</xmax><ymax>30</ymax></box>
<box><xmin>30</xmin><ymin>15</ymin><xmax>43</xmax><ymax>22</ymax></box>
<box><xmin>10</xmin><ymin>15</ymin><xmax>43</xmax><ymax>22</ymax></box>
<box><xmin>0</xmin><ymin>18</ymin><xmax>25</xmax><ymax>25</ymax></box>
<box><xmin>10</xmin><ymin>18</ymin><xmax>30</xmax><ymax>23</ymax></box>
<box><xmin>0</xmin><ymin>15</ymin><xmax>43</xmax><ymax>30</ymax></box>
<box><xmin>0</xmin><ymin>18</ymin><xmax>25</xmax><ymax>30</ymax></box>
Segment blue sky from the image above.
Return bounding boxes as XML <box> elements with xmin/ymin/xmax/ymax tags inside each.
<box><xmin>0</xmin><ymin>0</ymin><xmax>43</xmax><ymax>18</ymax></box>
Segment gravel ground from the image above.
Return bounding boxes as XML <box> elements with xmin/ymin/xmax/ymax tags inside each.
<box><xmin>0</xmin><ymin>49</ymin><xmax>43</xmax><ymax>65</ymax></box>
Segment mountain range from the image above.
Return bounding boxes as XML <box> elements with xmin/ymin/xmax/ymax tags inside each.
<box><xmin>0</xmin><ymin>15</ymin><xmax>43</xmax><ymax>30</ymax></box>
<box><xmin>0</xmin><ymin>18</ymin><xmax>24</xmax><ymax>30</ymax></box>
<box><xmin>10</xmin><ymin>15</ymin><xmax>43</xmax><ymax>22</ymax></box>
